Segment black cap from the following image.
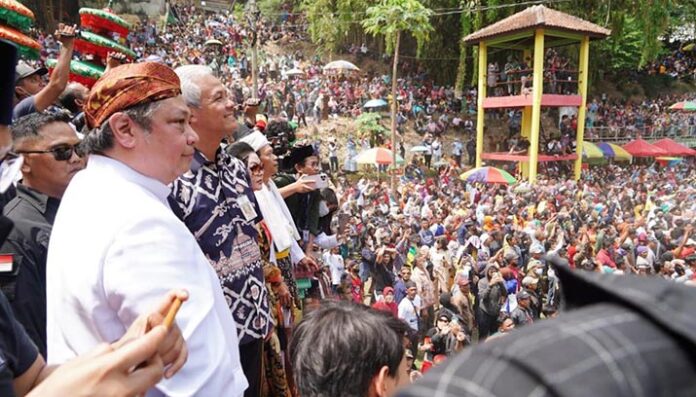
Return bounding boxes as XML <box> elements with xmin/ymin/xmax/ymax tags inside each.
<box><xmin>438</xmin><ymin>311</ymin><xmax>452</xmax><ymax>321</ymax></box>
<box><xmin>285</xmin><ymin>145</ymin><xmax>315</xmax><ymax>169</ymax></box>
<box><xmin>685</xmin><ymin>254</ymin><xmax>696</xmax><ymax>263</ymax></box>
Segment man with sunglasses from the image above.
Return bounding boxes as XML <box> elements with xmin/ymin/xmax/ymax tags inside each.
<box><xmin>0</xmin><ymin>112</ymin><xmax>85</xmax><ymax>356</ymax></box>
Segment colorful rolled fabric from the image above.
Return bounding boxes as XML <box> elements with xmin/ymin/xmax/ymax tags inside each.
<box><xmin>0</xmin><ymin>0</ymin><xmax>34</xmax><ymax>32</ymax></box>
<box><xmin>84</xmin><ymin>62</ymin><xmax>181</xmax><ymax>129</ymax></box>
<box><xmin>459</xmin><ymin>166</ymin><xmax>517</xmax><ymax>184</ymax></box>
<box><xmin>0</xmin><ymin>25</ymin><xmax>39</xmax><ymax>59</ymax></box>
<box><xmin>45</xmin><ymin>58</ymin><xmax>105</xmax><ymax>88</ymax></box>
<box><xmin>74</xmin><ymin>30</ymin><xmax>136</xmax><ymax>61</ymax></box>
<box><xmin>79</xmin><ymin>8</ymin><xmax>131</xmax><ymax>38</ymax></box>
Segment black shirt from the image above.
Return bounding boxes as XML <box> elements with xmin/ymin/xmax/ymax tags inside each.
<box><xmin>0</xmin><ymin>291</ymin><xmax>39</xmax><ymax>397</ymax></box>
<box><xmin>0</xmin><ymin>184</ymin><xmax>59</xmax><ymax>357</ymax></box>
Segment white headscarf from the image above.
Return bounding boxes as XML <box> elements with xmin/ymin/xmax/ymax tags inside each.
<box><xmin>238</xmin><ymin>131</ymin><xmax>269</xmax><ymax>152</ymax></box>
<box><xmin>254</xmin><ymin>180</ymin><xmax>300</xmax><ymax>256</ymax></box>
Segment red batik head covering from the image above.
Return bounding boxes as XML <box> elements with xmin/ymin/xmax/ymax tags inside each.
<box><xmin>84</xmin><ymin>62</ymin><xmax>181</xmax><ymax>129</ymax></box>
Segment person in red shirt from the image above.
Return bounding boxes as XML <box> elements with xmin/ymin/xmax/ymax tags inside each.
<box><xmin>348</xmin><ymin>262</ymin><xmax>364</xmax><ymax>304</ymax></box>
<box><xmin>372</xmin><ymin>287</ymin><xmax>398</xmax><ymax>317</ymax></box>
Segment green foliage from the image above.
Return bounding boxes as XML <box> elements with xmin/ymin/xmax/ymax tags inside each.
<box><xmin>361</xmin><ymin>0</ymin><xmax>434</xmax><ymax>56</ymax></box>
<box><xmin>299</xmin><ymin>0</ymin><xmax>684</xmax><ymax>84</ymax></box>
<box><xmin>258</xmin><ymin>0</ymin><xmax>285</xmax><ymax>19</ymax></box>
<box><xmin>355</xmin><ymin>112</ymin><xmax>388</xmax><ymax>142</ymax></box>
<box><xmin>233</xmin><ymin>3</ymin><xmax>245</xmax><ymax>21</ymax></box>
<box><xmin>301</xmin><ymin>0</ymin><xmax>350</xmax><ymax>55</ymax></box>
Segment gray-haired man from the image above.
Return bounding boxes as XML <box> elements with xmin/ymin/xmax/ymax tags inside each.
<box><xmin>169</xmin><ymin>65</ymin><xmax>270</xmax><ymax>397</ymax></box>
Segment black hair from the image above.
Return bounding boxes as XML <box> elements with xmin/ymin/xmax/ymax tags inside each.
<box><xmin>58</xmin><ymin>83</ymin><xmax>86</xmax><ymax>114</ymax></box>
<box><xmin>226</xmin><ymin>141</ymin><xmax>255</xmax><ymax>164</ymax></box>
<box><xmin>290</xmin><ymin>301</ymin><xmax>407</xmax><ymax>397</ymax></box>
<box><xmin>320</xmin><ymin>187</ymin><xmax>338</xmax><ymax>207</ymax></box>
<box><xmin>11</xmin><ymin>111</ymin><xmax>71</xmax><ymax>145</ymax></box>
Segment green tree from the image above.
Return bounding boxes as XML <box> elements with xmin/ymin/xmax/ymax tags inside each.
<box><xmin>362</xmin><ymin>0</ymin><xmax>433</xmax><ymax>186</ymax></box>
<box><xmin>355</xmin><ymin>112</ymin><xmax>388</xmax><ymax>146</ymax></box>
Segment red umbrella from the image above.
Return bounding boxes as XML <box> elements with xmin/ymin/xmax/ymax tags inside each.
<box><xmin>652</xmin><ymin>138</ymin><xmax>696</xmax><ymax>157</ymax></box>
<box><xmin>622</xmin><ymin>138</ymin><xmax>668</xmax><ymax>157</ymax></box>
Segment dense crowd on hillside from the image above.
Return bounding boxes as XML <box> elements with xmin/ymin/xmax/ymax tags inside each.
<box><xmin>20</xmin><ymin>2</ymin><xmax>696</xmax><ymax>149</ymax></box>
<box><xmin>2</xmin><ymin>2</ymin><xmax>696</xmax><ymax>396</ymax></box>
<box><xmin>644</xmin><ymin>45</ymin><xmax>696</xmax><ymax>80</ymax></box>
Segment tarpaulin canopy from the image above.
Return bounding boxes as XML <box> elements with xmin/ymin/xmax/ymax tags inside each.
<box><xmin>652</xmin><ymin>138</ymin><xmax>696</xmax><ymax>157</ymax></box>
<box><xmin>622</xmin><ymin>138</ymin><xmax>668</xmax><ymax>157</ymax></box>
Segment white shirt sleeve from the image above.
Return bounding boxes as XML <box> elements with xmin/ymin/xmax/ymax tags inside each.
<box><xmin>290</xmin><ymin>238</ymin><xmax>306</xmax><ymax>264</ymax></box>
<box><xmin>315</xmin><ymin>232</ymin><xmax>339</xmax><ymax>250</ymax></box>
<box><xmin>103</xmin><ymin>217</ymin><xmax>247</xmax><ymax>397</ymax></box>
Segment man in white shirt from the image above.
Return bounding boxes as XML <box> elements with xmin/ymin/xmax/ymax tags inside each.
<box><xmin>45</xmin><ymin>62</ymin><xmax>247</xmax><ymax>396</ymax></box>
<box><xmin>323</xmin><ymin>246</ymin><xmax>344</xmax><ymax>290</ymax></box>
<box><xmin>398</xmin><ymin>281</ymin><xmax>422</xmax><ymax>350</ymax></box>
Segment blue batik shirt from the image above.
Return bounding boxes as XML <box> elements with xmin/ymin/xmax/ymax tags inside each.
<box><xmin>169</xmin><ymin>149</ymin><xmax>271</xmax><ymax>344</ymax></box>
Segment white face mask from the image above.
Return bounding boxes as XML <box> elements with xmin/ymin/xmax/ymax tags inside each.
<box><xmin>319</xmin><ymin>201</ymin><xmax>330</xmax><ymax>217</ymax></box>
<box><xmin>535</xmin><ymin>268</ymin><xmax>543</xmax><ymax>276</ymax></box>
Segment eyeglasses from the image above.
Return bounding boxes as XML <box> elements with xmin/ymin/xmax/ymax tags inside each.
<box><xmin>249</xmin><ymin>163</ymin><xmax>264</xmax><ymax>174</ymax></box>
<box><xmin>16</xmin><ymin>143</ymin><xmax>85</xmax><ymax>161</ymax></box>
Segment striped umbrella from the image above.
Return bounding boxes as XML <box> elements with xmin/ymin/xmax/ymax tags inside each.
<box><xmin>355</xmin><ymin>148</ymin><xmax>404</xmax><ymax>165</ymax></box>
<box><xmin>669</xmin><ymin>101</ymin><xmax>696</xmax><ymax>111</ymax></box>
<box><xmin>582</xmin><ymin>141</ymin><xmax>604</xmax><ymax>159</ymax></box>
<box><xmin>656</xmin><ymin>157</ymin><xmax>684</xmax><ymax>168</ymax></box>
<box><xmin>597</xmin><ymin>142</ymin><xmax>632</xmax><ymax>161</ymax></box>
<box><xmin>459</xmin><ymin>166</ymin><xmax>517</xmax><ymax>184</ymax></box>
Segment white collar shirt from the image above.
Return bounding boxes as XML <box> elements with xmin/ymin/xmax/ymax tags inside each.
<box><xmin>46</xmin><ymin>155</ymin><xmax>247</xmax><ymax>396</ymax></box>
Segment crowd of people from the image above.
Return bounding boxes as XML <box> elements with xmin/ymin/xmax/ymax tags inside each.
<box><xmin>644</xmin><ymin>45</ymin><xmax>696</xmax><ymax>80</ymax></box>
<box><xmin>585</xmin><ymin>92</ymin><xmax>696</xmax><ymax>140</ymax></box>
<box><xmin>2</xmin><ymin>3</ymin><xmax>696</xmax><ymax>397</ymax></box>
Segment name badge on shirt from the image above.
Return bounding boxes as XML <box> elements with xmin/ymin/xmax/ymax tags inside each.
<box><xmin>238</xmin><ymin>195</ymin><xmax>257</xmax><ymax>222</ymax></box>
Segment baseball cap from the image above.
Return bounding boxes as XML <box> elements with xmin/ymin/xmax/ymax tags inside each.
<box><xmin>530</xmin><ymin>243</ymin><xmax>544</xmax><ymax>254</ymax></box>
<box><xmin>517</xmin><ymin>290</ymin><xmax>531</xmax><ymax>300</ymax></box>
<box><xmin>521</xmin><ymin>276</ymin><xmax>538</xmax><ymax>287</ymax></box>
<box><xmin>15</xmin><ymin>61</ymin><xmax>47</xmax><ymax>83</ymax></box>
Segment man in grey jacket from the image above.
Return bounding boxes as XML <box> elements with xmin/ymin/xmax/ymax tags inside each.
<box><xmin>477</xmin><ymin>264</ymin><xmax>506</xmax><ymax>340</ymax></box>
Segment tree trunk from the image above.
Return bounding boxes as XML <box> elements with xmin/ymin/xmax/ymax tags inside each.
<box><xmin>455</xmin><ymin>45</ymin><xmax>467</xmax><ymax>98</ymax></box>
<box><xmin>252</xmin><ymin>40</ymin><xmax>259</xmax><ymax>99</ymax></box>
<box><xmin>390</xmin><ymin>31</ymin><xmax>400</xmax><ymax>191</ymax></box>
<box><xmin>455</xmin><ymin>6</ymin><xmax>473</xmax><ymax>98</ymax></box>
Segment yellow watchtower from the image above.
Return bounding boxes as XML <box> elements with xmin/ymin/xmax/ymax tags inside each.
<box><xmin>464</xmin><ymin>5</ymin><xmax>610</xmax><ymax>182</ymax></box>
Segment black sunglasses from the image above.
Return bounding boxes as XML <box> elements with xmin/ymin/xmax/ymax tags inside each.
<box><xmin>17</xmin><ymin>143</ymin><xmax>85</xmax><ymax>161</ymax></box>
